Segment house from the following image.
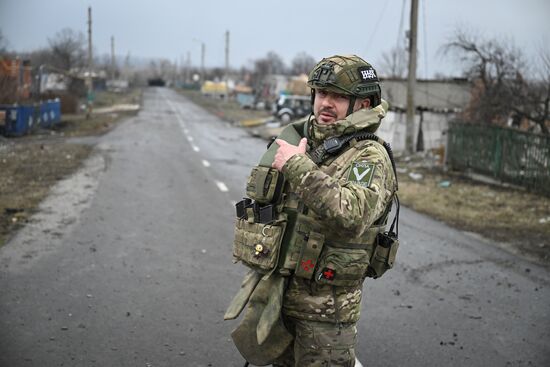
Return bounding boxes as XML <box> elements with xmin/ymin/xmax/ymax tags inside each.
<box><xmin>377</xmin><ymin>78</ymin><xmax>471</xmax><ymax>152</ymax></box>
<box><xmin>0</xmin><ymin>57</ymin><xmax>32</xmax><ymax>103</ymax></box>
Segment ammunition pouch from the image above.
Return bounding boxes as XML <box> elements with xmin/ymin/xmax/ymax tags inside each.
<box><xmin>365</xmin><ymin>231</ymin><xmax>399</xmax><ymax>279</ymax></box>
<box><xmin>235</xmin><ymin>198</ymin><xmax>277</xmax><ymax>224</ymax></box>
<box><xmin>246</xmin><ymin>166</ymin><xmax>284</xmax><ymax>205</ymax></box>
<box><xmin>233</xmin><ymin>217</ymin><xmax>286</xmax><ymax>274</ymax></box>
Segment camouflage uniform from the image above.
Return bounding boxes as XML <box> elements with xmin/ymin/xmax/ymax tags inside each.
<box><xmin>274</xmin><ymin>105</ymin><xmax>396</xmax><ymax>366</ymax></box>
<box><xmin>226</xmin><ymin>56</ymin><xmax>398</xmax><ymax>367</ymax></box>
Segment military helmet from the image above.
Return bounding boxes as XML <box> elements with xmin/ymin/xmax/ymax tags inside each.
<box><xmin>307</xmin><ymin>55</ymin><xmax>381</xmax><ymax>106</ymax></box>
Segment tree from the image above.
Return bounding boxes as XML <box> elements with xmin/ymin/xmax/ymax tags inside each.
<box><xmin>443</xmin><ymin>29</ymin><xmax>549</xmax><ymax>134</ymax></box>
<box><xmin>254</xmin><ymin>51</ymin><xmax>286</xmax><ymax>75</ymax></box>
<box><xmin>249</xmin><ymin>51</ymin><xmax>287</xmax><ymax>95</ymax></box>
<box><xmin>290</xmin><ymin>52</ymin><xmax>316</xmax><ymax>75</ymax></box>
<box><xmin>509</xmin><ymin>48</ymin><xmax>550</xmax><ymax>134</ymax></box>
<box><xmin>378</xmin><ymin>46</ymin><xmax>407</xmax><ymax>78</ymax></box>
<box><xmin>48</xmin><ymin>28</ymin><xmax>86</xmax><ymax>72</ymax></box>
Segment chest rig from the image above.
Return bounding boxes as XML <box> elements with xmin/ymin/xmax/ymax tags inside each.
<box><xmin>232</xmin><ymin>120</ymin><xmax>400</xmax><ymax>282</ymax></box>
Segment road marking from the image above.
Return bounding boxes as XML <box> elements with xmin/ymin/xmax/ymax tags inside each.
<box><xmin>183</xmin><ymin>129</ymin><xmax>189</xmax><ymax>134</ymax></box>
<box><xmin>202</xmin><ymin>160</ymin><xmax>211</xmax><ymax>167</ymax></box>
<box><xmin>192</xmin><ymin>145</ymin><xmax>200</xmax><ymax>152</ymax></box>
<box><xmin>187</xmin><ymin>136</ymin><xmax>194</xmax><ymax>142</ymax></box>
<box><xmin>216</xmin><ymin>181</ymin><xmax>229</xmax><ymax>192</ymax></box>
<box><xmin>230</xmin><ymin>200</ymin><xmax>237</xmax><ymax>206</ymax></box>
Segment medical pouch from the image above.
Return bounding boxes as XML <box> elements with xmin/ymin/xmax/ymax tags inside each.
<box><xmin>365</xmin><ymin>232</ymin><xmax>399</xmax><ymax>279</ymax></box>
<box><xmin>246</xmin><ymin>166</ymin><xmax>283</xmax><ymax>205</ymax></box>
<box><xmin>233</xmin><ymin>218</ymin><xmax>286</xmax><ymax>274</ymax></box>
<box><xmin>314</xmin><ymin>245</ymin><xmax>370</xmax><ymax>287</ymax></box>
<box><xmin>294</xmin><ymin>232</ymin><xmax>324</xmax><ymax>280</ymax></box>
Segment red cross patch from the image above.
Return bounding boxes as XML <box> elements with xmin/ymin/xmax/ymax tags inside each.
<box><xmin>301</xmin><ymin>259</ymin><xmax>315</xmax><ymax>272</ymax></box>
<box><xmin>322</xmin><ymin>267</ymin><xmax>336</xmax><ymax>281</ymax></box>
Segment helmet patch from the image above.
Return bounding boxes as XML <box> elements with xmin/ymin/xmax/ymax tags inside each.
<box><xmin>358</xmin><ymin>66</ymin><xmax>378</xmax><ymax>82</ymax></box>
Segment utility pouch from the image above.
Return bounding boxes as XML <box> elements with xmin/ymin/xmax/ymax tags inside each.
<box><xmin>366</xmin><ymin>195</ymin><xmax>401</xmax><ymax>279</ymax></box>
<box><xmin>365</xmin><ymin>231</ymin><xmax>399</xmax><ymax>279</ymax></box>
<box><xmin>246</xmin><ymin>166</ymin><xmax>284</xmax><ymax>205</ymax></box>
<box><xmin>233</xmin><ymin>219</ymin><xmax>286</xmax><ymax>274</ymax></box>
<box><xmin>294</xmin><ymin>232</ymin><xmax>324</xmax><ymax>280</ymax></box>
<box><xmin>279</xmin><ymin>214</ymin><xmax>323</xmax><ymax>275</ymax></box>
<box><xmin>314</xmin><ymin>245</ymin><xmax>370</xmax><ymax>287</ymax></box>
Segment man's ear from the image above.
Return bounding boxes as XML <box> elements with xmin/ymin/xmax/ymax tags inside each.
<box><xmin>359</xmin><ymin>98</ymin><xmax>371</xmax><ymax>109</ymax></box>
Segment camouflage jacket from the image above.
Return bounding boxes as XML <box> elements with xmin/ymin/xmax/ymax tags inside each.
<box><xmin>280</xmin><ymin>101</ymin><xmax>397</xmax><ymax>323</ymax></box>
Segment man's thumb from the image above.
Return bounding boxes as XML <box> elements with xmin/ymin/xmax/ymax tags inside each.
<box><xmin>298</xmin><ymin>138</ymin><xmax>308</xmax><ymax>151</ymax></box>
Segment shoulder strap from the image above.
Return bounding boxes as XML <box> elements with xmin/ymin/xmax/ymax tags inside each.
<box><xmin>258</xmin><ymin>120</ymin><xmax>307</xmax><ymax>167</ymax></box>
<box><xmin>310</xmin><ymin>131</ymin><xmax>398</xmax><ymax>191</ymax></box>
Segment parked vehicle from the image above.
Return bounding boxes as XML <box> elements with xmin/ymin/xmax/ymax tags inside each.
<box><xmin>273</xmin><ymin>94</ymin><xmax>311</xmax><ymax>123</ymax></box>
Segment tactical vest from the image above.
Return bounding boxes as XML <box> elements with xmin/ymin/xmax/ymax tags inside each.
<box><xmin>232</xmin><ymin>120</ymin><xmax>399</xmax><ymax>286</ymax></box>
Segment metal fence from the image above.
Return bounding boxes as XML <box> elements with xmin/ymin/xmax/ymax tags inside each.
<box><xmin>447</xmin><ymin>122</ymin><xmax>550</xmax><ymax>195</ymax></box>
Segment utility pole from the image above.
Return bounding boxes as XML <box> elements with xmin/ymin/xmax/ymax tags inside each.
<box><xmin>86</xmin><ymin>6</ymin><xmax>93</xmax><ymax>119</ymax></box>
<box><xmin>186</xmin><ymin>51</ymin><xmax>191</xmax><ymax>84</ymax></box>
<box><xmin>111</xmin><ymin>35</ymin><xmax>116</xmax><ymax>79</ymax></box>
<box><xmin>200</xmin><ymin>42</ymin><xmax>205</xmax><ymax>82</ymax></box>
<box><xmin>405</xmin><ymin>0</ymin><xmax>418</xmax><ymax>154</ymax></box>
<box><xmin>224</xmin><ymin>30</ymin><xmax>230</xmax><ymax>84</ymax></box>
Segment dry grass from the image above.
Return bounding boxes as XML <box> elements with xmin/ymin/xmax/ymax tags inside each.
<box><xmin>398</xmin><ymin>166</ymin><xmax>550</xmax><ymax>264</ymax></box>
<box><xmin>57</xmin><ymin>111</ymin><xmax>137</xmax><ymax>137</ymax></box>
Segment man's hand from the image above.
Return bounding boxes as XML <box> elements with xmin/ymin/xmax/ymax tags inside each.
<box><xmin>272</xmin><ymin>138</ymin><xmax>308</xmax><ymax>171</ymax></box>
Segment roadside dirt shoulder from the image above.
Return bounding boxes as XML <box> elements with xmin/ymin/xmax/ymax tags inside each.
<box><xmin>0</xmin><ymin>89</ymin><xmax>141</xmax><ymax>246</ymax></box>
<box><xmin>397</xmin><ymin>159</ymin><xmax>550</xmax><ymax>266</ymax></box>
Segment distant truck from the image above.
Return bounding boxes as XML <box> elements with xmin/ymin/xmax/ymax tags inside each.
<box><xmin>236</xmin><ymin>92</ymin><xmax>255</xmax><ymax>109</ymax></box>
<box><xmin>273</xmin><ymin>94</ymin><xmax>311</xmax><ymax>123</ymax></box>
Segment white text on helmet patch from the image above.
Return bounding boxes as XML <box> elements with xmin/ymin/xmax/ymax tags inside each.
<box><xmin>360</xmin><ymin>69</ymin><xmax>376</xmax><ymax>80</ymax></box>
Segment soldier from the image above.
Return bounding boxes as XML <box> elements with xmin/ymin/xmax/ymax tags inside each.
<box><xmin>226</xmin><ymin>55</ymin><xmax>399</xmax><ymax>367</ymax></box>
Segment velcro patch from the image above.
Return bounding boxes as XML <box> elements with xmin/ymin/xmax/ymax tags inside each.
<box><xmin>300</xmin><ymin>259</ymin><xmax>315</xmax><ymax>272</ymax></box>
<box><xmin>347</xmin><ymin>162</ymin><xmax>376</xmax><ymax>187</ymax></box>
<box><xmin>321</xmin><ymin>267</ymin><xmax>336</xmax><ymax>281</ymax></box>
<box><xmin>357</xmin><ymin>66</ymin><xmax>378</xmax><ymax>82</ymax></box>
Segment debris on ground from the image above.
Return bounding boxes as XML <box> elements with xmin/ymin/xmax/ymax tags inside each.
<box><xmin>408</xmin><ymin>172</ymin><xmax>424</xmax><ymax>181</ymax></box>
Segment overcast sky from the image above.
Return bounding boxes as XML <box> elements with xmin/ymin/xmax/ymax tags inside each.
<box><xmin>1</xmin><ymin>0</ymin><xmax>549</xmax><ymax>78</ymax></box>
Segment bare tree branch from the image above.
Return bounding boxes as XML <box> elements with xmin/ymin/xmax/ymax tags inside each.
<box><xmin>443</xmin><ymin>28</ymin><xmax>549</xmax><ymax>134</ymax></box>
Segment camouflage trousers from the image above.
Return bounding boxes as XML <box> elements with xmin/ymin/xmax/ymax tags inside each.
<box><xmin>273</xmin><ymin>317</ymin><xmax>357</xmax><ymax>367</ymax></box>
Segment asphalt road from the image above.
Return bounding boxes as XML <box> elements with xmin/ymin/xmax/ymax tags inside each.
<box><xmin>1</xmin><ymin>88</ymin><xmax>548</xmax><ymax>367</ymax></box>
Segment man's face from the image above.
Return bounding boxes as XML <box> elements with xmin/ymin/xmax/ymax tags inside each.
<box><xmin>313</xmin><ymin>89</ymin><xmax>370</xmax><ymax>125</ymax></box>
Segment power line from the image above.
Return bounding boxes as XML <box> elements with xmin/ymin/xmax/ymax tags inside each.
<box><xmin>365</xmin><ymin>0</ymin><xmax>389</xmax><ymax>55</ymax></box>
<box><xmin>396</xmin><ymin>0</ymin><xmax>407</xmax><ymax>50</ymax></box>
